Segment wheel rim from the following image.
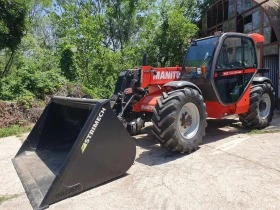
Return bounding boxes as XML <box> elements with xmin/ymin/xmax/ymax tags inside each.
<box><xmin>259</xmin><ymin>93</ymin><xmax>271</xmax><ymax>119</ymax></box>
<box><xmin>177</xmin><ymin>103</ymin><xmax>200</xmax><ymax>140</ymax></box>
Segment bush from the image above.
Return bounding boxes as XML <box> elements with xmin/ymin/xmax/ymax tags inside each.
<box><xmin>0</xmin><ymin>68</ymin><xmax>66</xmax><ymax>101</ymax></box>
<box><xmin>17</xmin><ymin>95</ymin><xmax>34</xmax><ymax>110</ymax></box>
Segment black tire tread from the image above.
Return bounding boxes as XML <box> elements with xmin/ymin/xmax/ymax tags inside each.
<box><xmin>151</xmin><ymin>88</ymin><xmax>207</xmax><ymax>153</ymax></box>
<box><xmin>239</xmin><ymin>83</ymin><xmax>274</xmax><ymax>129</ymax></box>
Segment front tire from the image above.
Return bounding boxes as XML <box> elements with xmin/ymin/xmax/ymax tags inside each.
<box><xmin>239</xmin><ymin>83</ymin><xmax>274</xmax><ymax>129</ymax></box>
<box><xmin>151</xmin><ymin>88</ymin><xmax>207</xmax><ymax>153</ymax></box>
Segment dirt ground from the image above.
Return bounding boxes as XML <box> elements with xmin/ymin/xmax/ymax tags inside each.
<box><xmin>1</xmin><ymin>115</ymin><xmax>280</xmax><ymax>210</ymax></box>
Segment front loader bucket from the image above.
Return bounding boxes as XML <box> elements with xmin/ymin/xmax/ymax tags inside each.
<box><xmin>12</xmin><ymin>96</ymin><xmax>136</xmax><ymax>210</ymax></box>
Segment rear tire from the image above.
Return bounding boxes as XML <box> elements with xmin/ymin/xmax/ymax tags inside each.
<box><xmin>239</xmin><ymin>83</ymin><xmax>274</xmax><ymax>129</ymax></box>
<box><xmin>151</xmin><ymin>88</ymin><xmax>207</xmax><ymax>153</ymax></box>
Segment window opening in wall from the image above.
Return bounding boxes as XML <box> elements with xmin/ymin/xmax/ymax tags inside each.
<box><xmin>236</xmin><ymin>14</ymin><xmax>244</xmax><ymax>33</ymax></box>
<box><xmin>202</xmin><ymin>0</ymin><xmax>276</xmax><ymax>45</ymax></box>
<box><xmin>202</xmin><ymin>16</ymin><xmax>207</xmax><ymax>31</ymax></box>
<box><xmin>271</xmin><ymin>28</ymin><xmax>277</xmax><ymax>42</ymax></box>
<box><xmin>223</xmin><ymin>0</ymin><xmax>229</xmax><ymax>21</ymax></box>
<box><xmin>207</xmin><ymin>9</ymin><xmax>212</xmax><ymax>28</ymax></box>
<box><xmin>223</xmin><ymin>19</ymin><xmax>235</xmax><ymax>32</ymax></box>
<box><xmin>253</xmin><ymin>28</ymin><xmax>261</xmax><ymax>33</ymax></box>
<box><xmin>228</xmin><ymin>0</ymin><xmax>235</xmax><ymax>18</ymax></box>
<box><xmin>217</xmin><ymin>2</ymin><xmax>223</xmax><ymax>24</ymax></box>
<box><xmin>212</xmin><ymin>5</ymin><xmax>218</xmax><ymax>27</ymax></box>
<box><xmin>244</xmin><ymin>0</ymin><xmax>252</xmax><ymax>11</ymax></box>
<box><xmin>237</xmin><ymin>0</ymin><xmax>243</xmax><ymax>14</ymax></box>
<box><xmin>263</xmin><ymin>27</ymin><xmax>271</xmax><ymax>43</ymax></box>
<box><xmin>252</xmin><ymin>10</ymin><xmax>260</xmax><ymax>30</ymax></box>
<box><xmin>217</xmin><ymin>24</ymin><xmax>223</xmax><ymax>31</ymax></box>
<box><xmin>244</xmin><ymin>13</ymin><xmax>253</xmax><ymax>33</ymax></box>
<box><xmin>263</xmin><ymin>13</ymin><xmax>269</xmax><ymax>27</ymax></box>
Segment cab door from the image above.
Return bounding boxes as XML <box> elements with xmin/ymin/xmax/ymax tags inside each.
<box><xmin>213</xmin><ymin>36</ymin><xmax>256</xmax><ymax>104</ymax></box>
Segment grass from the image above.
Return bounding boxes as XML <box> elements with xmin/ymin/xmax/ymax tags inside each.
<box><xmin>0</xmin><ymin>194</ymin><xmax>19</xmax><ymax>205</ymax></box>
<box><xmin>0</xmin><ymin>125</ymin><xmax>33</xmax><ymax>138</ymax></box>
<box><xmin>248</xmin><ymin>129</ymin><xmax>280</xmax><ymax>135</ymax></box>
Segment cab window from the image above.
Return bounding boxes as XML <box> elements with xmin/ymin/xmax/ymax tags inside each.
<box><xmin>214</xmin><ymin>36</ymin><xmax>256</xmax><ymax>104</ymax></box>
<box><xmin>216</xmin><ymin>37</ymin><xmax>242</xmax><ymax>70</ymax></box>
<box><xmin>243</xmin><ymin>38</ymin><xmax>257</xmax><ymax>68</ymax></box>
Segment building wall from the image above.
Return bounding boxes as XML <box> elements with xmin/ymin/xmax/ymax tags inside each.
<box><xmin>200</xmin><ymin>0</ymin><xmax>280</xmax><ymax>107</ymax></box>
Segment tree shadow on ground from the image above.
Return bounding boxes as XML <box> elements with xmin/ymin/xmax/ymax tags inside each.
<box><xmin>135</xmin><ymin>118</ymin><xmax>249</xmax><ymax>166</ymax></box>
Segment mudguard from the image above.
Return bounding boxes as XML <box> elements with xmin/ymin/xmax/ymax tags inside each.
<box><xmin>163</xmin><ymin>81</ymin><xmax>202</xmax><ymax>94</ymax></box>
<box><xmin>252</xmin><ymin>76</ymin><xmax>273</xmax><ymax>85</ymax></box>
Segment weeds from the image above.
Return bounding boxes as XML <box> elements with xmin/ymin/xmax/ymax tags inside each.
<box><xmin>0</xmin><ymin>194</ymin><xmax>19</xmax><ymax>205</ymax></box>
<box><xmin>248</xmin><ymin>129</ymin><xmax>280</xmax><ymax>135</ymax></box>
<box><xmin>0</xmin><ymin>125</ymin><xmax>32</xmax><ymax>138</ymax></box>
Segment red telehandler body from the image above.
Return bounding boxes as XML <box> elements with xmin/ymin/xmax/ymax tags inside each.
<box><xmin>112</xmin><ymin>32</ymin><xmax>274</xmax><ymax>153</ymax></box>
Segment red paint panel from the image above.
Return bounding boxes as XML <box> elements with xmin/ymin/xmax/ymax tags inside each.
<box><xmin>205</xmin><ymin>101</ymin><xmax>236</xmax><ymax>118</ymax></box>
<box><xmin>244</xmin><ymin>68</ymin><xmax>256</xmax><ymax>74</ymax></box>
<box><xmin>214</xmin><ymin>68</ymin><xmax>256</xmax><ymax>77</ymax></box>
<box><xmin>249</xmin><ymin>33</ymin><xmax>265</xmax><ymax>43</ymax></box>
<box><xmin>132</xmin><ymin>95</ymin><xmax>161</xmax><ymax>112</ymax></box>
<box><xmin>205</xmin><ymin>85</ymin><xmax>251</xmax><ymax>118</ymax></box>
<box><xmin>141</xmin><ymin>65</ymin><xmax>182</xmax><ymax>88</ymax></box>
<box><xmin>235</xmin><ymin>84</ymin><xmax>251</xmax><ymax>114</ymax></box>
<box><xmin>222</xmin><ymin>70</ymin><xmax>243</xmax><ymax>76</ymax></box>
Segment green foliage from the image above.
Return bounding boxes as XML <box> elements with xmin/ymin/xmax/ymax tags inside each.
<box><xmin>248</xmin><ymin>129</ymin><xmax>280</xmax><ymax>135</ymax></box>
<box><xmin>140</xmin><ymin>1</ymin><xmax>198</xmax><ymax>66</ymax></box>
<box><xmin>0</xmin><ymin>0</ymin><xmax>203</xmax><ymax>101</ymax></box>
<box><xmin>197</xmin><ymin>0</ymin><xmax>216</xmax><ymax>19</ymax></box>
<box><xmin>0</xmin><ymin>32</ymin><xmax>66</xmax><ymax>100</ymax></box>
<box><xmin>0</xmin><ymin>0</ymin><xmax>26</xmax><ymax>51</ymax></box>
<box><xmin>84</xmin><ymin>49</ymin><xmax>124</xmax><ymax>98</ymax></box>
<box><xmin>0</xmin><ymin>125</ymin><xmax>32</xmax><ymax>138</ymax></box>
<box><xmin>17</xmin><ymin>95</ymin><xmax>34</xmax><ymax>110</ymax></box>
<box><xmin>60</xmin><ymin>45</ymin><xmax>78</xmax><ymax>81</ymax></box>
<box><xmin>0</xmin><ymin>67</ymin><xmax>66</xmax><ymax>100</ymax></box>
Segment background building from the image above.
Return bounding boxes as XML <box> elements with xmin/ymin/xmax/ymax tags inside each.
<box><xmin>200</xmin><ymin>0</ymin><xmax>280</xmax><ymax>108</ymax></box>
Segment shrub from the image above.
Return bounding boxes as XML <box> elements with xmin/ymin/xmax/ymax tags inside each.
<box><xmin>0</xmin><ymin>68</ymin><xmax>66</xmax><ymax>101</ymax></box>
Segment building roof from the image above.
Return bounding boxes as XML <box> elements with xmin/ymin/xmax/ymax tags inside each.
<box><xmin>253</xmin><ymin>0</ymin><xmax>280</xmax><ymax>40</ymax></box>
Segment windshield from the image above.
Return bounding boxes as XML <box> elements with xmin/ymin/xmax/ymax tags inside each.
<box><xmin>183</xmin><ymin>37</ymin><xmax>218</xmax><ymax>76</ymax></box>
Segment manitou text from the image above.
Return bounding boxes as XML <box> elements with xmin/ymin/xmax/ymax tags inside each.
<box><xmin>153</xmin><ymin>71</ymin><xmax>181</xmax><ymax>80</ymax></box>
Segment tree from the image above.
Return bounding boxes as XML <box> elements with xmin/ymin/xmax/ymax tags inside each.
<box><xmin>60</xmin><ymin>45</ymin><xmax>78</xmax><ymax>81</ymax></box>
<box><xmin>0</xmin><ymin>0</ymin><xmax>203</xmax><ymax>101</ymax></box>
<box><xmin>0</xmin><ymin>0</ymin><xmax>27</xmax><ymax>77</ymax></box>
<box><xmin>0</xmin><ymin>0</ymin><xmax>26</xmax><ymax>51</ymax></box>
<box><xmin>142</xmin><ymin>1</ymin><xmax>198</xmax><ymax>67</ymax></box>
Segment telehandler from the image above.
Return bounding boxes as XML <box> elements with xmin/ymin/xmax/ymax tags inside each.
<box><xmin>112</xmin><ymin>32</ymin><xmax>274</xmax><ymax>152</ymax></box>
<box><xmin>13</xmin><ymin>32</ymin><xmax>274</xmax><ymax>209</ymax></box>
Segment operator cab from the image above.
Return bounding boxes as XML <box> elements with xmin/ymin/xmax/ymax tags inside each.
<box><xmin>182</xmin><ymin>32</ymin><xmax>258</xmax><ymax>105</ymax></box>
